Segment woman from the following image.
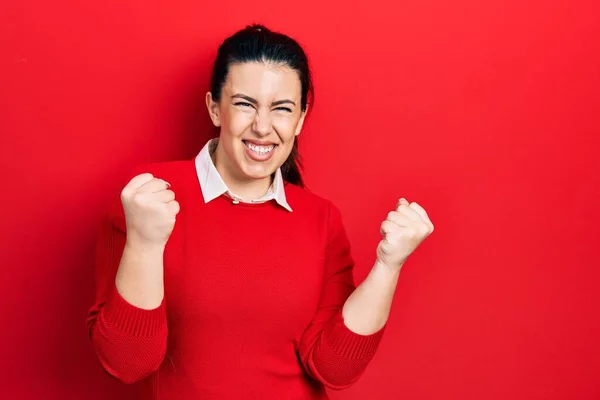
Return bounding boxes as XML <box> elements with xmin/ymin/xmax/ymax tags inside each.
<box><xmin>87</xmin><ymin>24</ymin><xmax>434</xmax><ymax>399</ymax></box>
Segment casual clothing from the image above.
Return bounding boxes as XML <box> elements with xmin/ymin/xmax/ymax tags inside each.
<box><xmin>87</xmin><ymin>146</ymin><xmax>386</xmax><ymax>399</ymax></box>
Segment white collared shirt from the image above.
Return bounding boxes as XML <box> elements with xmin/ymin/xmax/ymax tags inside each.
<box><xmin>194</xmin><ymin>138</ymin><xmax>293</xmax><ymax>212</ymax></box>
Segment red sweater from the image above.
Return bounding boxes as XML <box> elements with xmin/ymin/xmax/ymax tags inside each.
<box><xmin>87</xmin><ymin>159</ymin><xmax>386</xmax><ymax>399</ymax></box>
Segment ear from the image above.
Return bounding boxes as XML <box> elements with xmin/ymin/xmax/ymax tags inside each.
<box><xmin>294</xmin><ymin>107</ymin><xmax>308</xmax><ymax>136</ymax></box>
<box><xmin>205</xmin><ymin>92</ymin><xmax>221</xmax><ymax>127</ymax></box>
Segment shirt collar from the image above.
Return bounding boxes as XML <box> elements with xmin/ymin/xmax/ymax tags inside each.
<box><xmin>194</xmin><ymin>138</ymin><xmax>292</xmax><ymax>212</ymax></box>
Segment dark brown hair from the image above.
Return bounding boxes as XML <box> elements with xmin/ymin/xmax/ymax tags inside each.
<box><xmin>209</xmin><ymin>24</ymin><xmax>313</xmax><ymax>187</ymax></box>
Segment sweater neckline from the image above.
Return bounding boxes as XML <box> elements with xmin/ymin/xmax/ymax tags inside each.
<box><xmin>212</xmin><ymin>192</ymin><xmax>279</xmax><ymax>209</ymax></box>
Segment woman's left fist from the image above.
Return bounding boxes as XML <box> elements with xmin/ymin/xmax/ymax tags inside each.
<box><xmin>376</xmin><ymin>198</ymin><xmax>434</xmax><ymax>270</ymax></box>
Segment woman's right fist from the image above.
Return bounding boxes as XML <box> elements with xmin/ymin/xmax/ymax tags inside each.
<box><xmin>120</xmin><ymin>173</ymin><xmax>180</xmax><ymax>247</ymax></box>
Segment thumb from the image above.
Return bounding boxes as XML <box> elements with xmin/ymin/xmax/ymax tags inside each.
<box><xmin>378</xmin><ymin>238</ymin><xmax>394</xmax><ymax>255</ymax></box>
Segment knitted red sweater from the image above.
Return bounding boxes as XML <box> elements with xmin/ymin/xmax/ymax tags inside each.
<box><xmin>87</xmin><ymin>160</ymin><xmax>386</xmax><ymax>399</ymax></box>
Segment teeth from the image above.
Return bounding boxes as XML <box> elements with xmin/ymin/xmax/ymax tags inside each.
<box><xmin>246</xmin><ymin>142</ymin><xmax>275</xmax><ymax>155</ymax></box>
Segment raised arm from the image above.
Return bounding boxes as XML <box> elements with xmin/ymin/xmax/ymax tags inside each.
<box><xmin>86</xmin><ymin>171</ymin><xmax>179</xmax><ymax>383</ymax></box>
<box><xmin>297</xmin><ymin>198</ymin><xmax>434</xmax><ymax>390</ymax></box>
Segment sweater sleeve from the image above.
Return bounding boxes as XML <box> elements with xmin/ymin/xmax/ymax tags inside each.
<box><xmin>297</xmin><ymin>201</ymin><xmax>386</xmax><ymax>390</ymax></box>
<box><xmin>86</xmin><ymin>193</ymin><xmax>168</xmax><ymax>384</ymax></box>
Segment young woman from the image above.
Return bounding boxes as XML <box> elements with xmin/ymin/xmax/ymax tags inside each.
<box><xmin>87</xmin><ymin>24</ymin><xmax>434</xmax><ymax>399</ymax></box>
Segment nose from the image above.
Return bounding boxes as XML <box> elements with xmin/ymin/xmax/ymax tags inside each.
<box><xmin>251</xmin><ymin>108</ymin><xmax>272</xmax><ymax>137</ymax></box>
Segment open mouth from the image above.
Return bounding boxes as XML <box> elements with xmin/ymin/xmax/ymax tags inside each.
<box><xmin>243</xmin><ymin>140</ymin><xmax>276</xmax><ymax>155</ymax></box>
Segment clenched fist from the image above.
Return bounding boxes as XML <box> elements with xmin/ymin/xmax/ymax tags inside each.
<box><xmin>120</xmin><ymin>173</ymin><xmax>180</xmax><ymax>248</ymax></box>
<box><xmin>377</xmin><ymin>198</ymin><xmax>434</xmax><ymax>271</ymax></box>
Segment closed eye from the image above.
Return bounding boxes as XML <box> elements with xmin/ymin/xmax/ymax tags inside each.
<box><xmin>274</xmin><ymin>107</ymin><xmax>293</xmax><ymax>113</ymax></box>
<box><xmin>234</xmin><ymin>102</ymin><xmax>254</xmax><ymax>108</ymax></box>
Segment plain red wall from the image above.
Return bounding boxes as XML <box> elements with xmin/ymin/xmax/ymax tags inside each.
<box><xmin>1</xmin><ymin>1</ymin><xmax>599</xmax><ymax>399</ymax></box>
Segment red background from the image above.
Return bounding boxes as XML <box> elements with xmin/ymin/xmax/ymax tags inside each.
<box><xmin>1</xmin><ymin>1</ymin><xmax>599</xmax><ymax>399</ymax></box>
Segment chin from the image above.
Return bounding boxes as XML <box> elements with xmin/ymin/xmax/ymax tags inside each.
<box><xmin>240</xmin><ymin>162</ymin><xmax>277</xmax><ymax>180</ymax></box>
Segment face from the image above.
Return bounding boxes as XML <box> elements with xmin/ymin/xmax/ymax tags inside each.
<box><xmin>205</xmin><ymin>62</ymin><xmax>306</xmax><ymax>184</ymax></box>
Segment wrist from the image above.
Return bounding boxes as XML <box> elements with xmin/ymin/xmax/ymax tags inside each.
<box><xmin>125</xmin><ymin>237</ymin><xmax>166</xmax><ymax>254</ymax></box>
<box><xmin>375</xmin><ymin>258</ymin><xmax>405</xmax><ymax>277</ymax></box>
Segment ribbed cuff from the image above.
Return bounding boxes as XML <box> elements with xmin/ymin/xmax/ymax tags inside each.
<box><xmin>321</xmin><ymin>312</ymin><xmax>386</xmax><ymax>360</ymax></box>
<box><xmin>102</xmin><ymin>284</ymin><xmax>167</xmax><ymax>337</ymax></box>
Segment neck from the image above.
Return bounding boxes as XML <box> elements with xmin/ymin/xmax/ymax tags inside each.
<box><xmin>213</xmin><ymin>142</ymin><xmax>273</xmax><ymax>200</ymax></box>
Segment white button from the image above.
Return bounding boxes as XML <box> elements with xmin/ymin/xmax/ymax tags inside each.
<box><xmin>232</xmin><ymin>199</ymin><xmax>240</xmax><ymax>204</ymax></box>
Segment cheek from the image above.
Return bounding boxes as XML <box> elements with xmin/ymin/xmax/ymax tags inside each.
<box><xmin>273</xmin><ymin>116</ymin><xmax>300</xmax><ymax>140</ymax></box>
<box><xmin>222</xmin><ymin>108</ymin><xmax>253</xmax><ymax>134</ymax></box>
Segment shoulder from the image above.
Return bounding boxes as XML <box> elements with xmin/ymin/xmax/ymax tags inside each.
<box><xmin>284</xmin><ymin>185</ymin><xmax>351</xmax><ymax>251</ymax></box>
<box><xmin>285</xmin><ymin>183</ymin><xmax>330</xmax><ymax>209</ymax></box>
<box><xmin>284</xmin><ymin>183</ymin><xmax>344</xmax><ymax>225</ymax></box>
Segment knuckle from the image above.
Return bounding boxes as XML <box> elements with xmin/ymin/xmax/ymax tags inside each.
<box><xmin>130</xmin><ymin>192</ymin><xmax>143</xmax><ymax>205</ymax></box>
<box><xmin>381</xmin><ymin>221</ymin><xmax>392</xmax><ymax>233</ymax></box>
<box><xmin>121</xmin><ymin>185</ymin><xmax>133</xmax><ymax>197</ymax></box>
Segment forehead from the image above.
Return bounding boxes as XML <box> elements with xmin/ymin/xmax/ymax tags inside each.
<box><xmin>224</xmin><ymin>62</ymin><xmax>301</xmax><ymax>100</ymax></box>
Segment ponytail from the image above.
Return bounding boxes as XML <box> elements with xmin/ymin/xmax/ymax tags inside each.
<box><xmin>280</xmin><ymin>138</ymin><xmax>304</xmax><ymax>187</ymax></box>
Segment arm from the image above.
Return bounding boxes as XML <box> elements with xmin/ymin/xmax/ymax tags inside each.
<box><xmin>297</xmin><ymin>202</ymin><xmax>387</xmax><ymax>390</ymax></box>
<box><xmin>297</xmin><ymin>198</ymin><xmax>434</xmax><ymax>390</ymax></box>
<box><xmin>344</xmin><ymin>197</ymin><xmax>435</xmax><ymax>334</ymax></box>
<box><xmin>86</xmin><ymin>197</ymin><xmax>168</xmax><ymax>384</ymax></box>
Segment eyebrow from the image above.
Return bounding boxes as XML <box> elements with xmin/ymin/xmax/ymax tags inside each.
<box><xmin>231</xmin><ymin>93</ymin><xmax>296</xmax><ymax>107</ymax></box>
